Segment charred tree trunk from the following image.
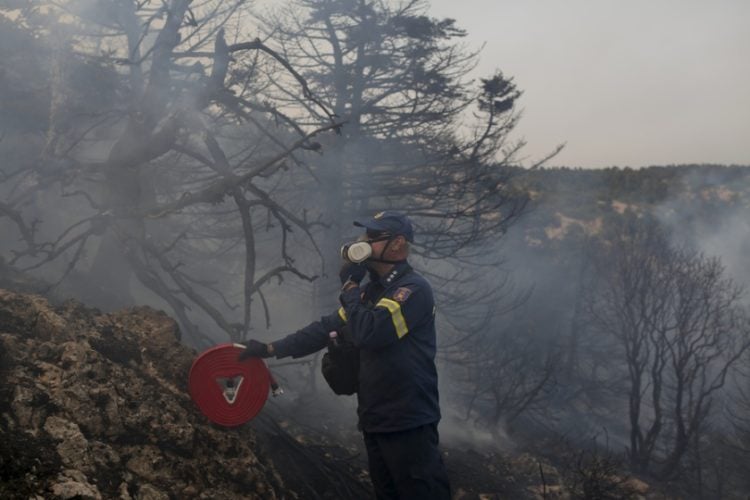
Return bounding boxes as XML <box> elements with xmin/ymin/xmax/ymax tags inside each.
<box><xmin>88</xmin><ymin>0</ymin><xmax>189</xmax><ymax>308</ymax></box>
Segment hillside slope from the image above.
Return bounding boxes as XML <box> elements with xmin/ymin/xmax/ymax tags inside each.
<box><xmin>0</xmin><ymin>289</ymin><xmax>288</xmax><ymax>499</ymax></box>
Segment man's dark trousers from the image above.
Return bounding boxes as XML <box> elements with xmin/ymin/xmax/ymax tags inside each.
<box><xmin>363</xmin><ymin>423</ymin><xmax>451</xmax><ymax>500</ymax></box>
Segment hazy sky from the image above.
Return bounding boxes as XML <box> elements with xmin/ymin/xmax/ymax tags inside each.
<box><xmin>428</xmin><ymin>0</ymin><xmax>750</xmax><ymax>168</ymax></box>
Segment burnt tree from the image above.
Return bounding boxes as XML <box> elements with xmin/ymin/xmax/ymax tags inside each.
<box><xmin>1</xmin><ymin>0</ymin><xmax>340</xmax><ymax>345</ymax></box>
<box><xmin>589</xmin><ymin>213</ymin><xmax>750</xmax><ymax>477</ymax></box>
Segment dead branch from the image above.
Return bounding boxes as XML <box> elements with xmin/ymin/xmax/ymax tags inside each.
<box><xmin>142</xmin><ymin>121</ymin><xmax>343</xmax><ymax>219</ymax></box>
<box><xmin>0</xmin><ymin>201</ymin><xmax>37</xmax><ymax>251</ymax></box>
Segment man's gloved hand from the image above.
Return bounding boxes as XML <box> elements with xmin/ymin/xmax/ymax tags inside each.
<box><xmin>339</xmin><ymin>262</ymin><xmax>367</xmax><ymax>285</ymax></box>
<box><xmin>237</xmin><ymin>339</ymin><xmax>272</xmax><ymax>361</ymax></box>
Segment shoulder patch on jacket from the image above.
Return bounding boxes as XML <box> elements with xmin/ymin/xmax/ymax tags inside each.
<box><xmin>391</xmin><ymin>287</ymin><xmax>413</xmax><ymax>303</ymax></box>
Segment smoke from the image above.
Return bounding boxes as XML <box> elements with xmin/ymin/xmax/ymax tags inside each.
<box><xmin>655</xmin><ymin>166</ymin><xmax>750</xmax><ymax>295</ymax></box>
<box><xmin>447</xmin><ymin>166</ymin><xmax>750</xmax><ymax>452</ymax></box>
<box><xmin>4</xmin><ymin>3</ymin><xmax>750</xmax><ymax>482</ymax></box>
<box><xmin>438</xmin><ymin>407</ymin><xmax>512</xmax><ymax>451</ymax></box>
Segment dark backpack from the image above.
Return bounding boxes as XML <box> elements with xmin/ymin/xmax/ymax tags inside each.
<box><xmin>321</xmin><ymin>327</ymin><xmax>359</xmax><ymax>395</ymax></box>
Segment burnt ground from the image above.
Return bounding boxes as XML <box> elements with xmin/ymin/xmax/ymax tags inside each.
<box><xmin>249</xmin><ymin>391</ymin><xmax>550</xmax><ymax>500</ymax></box>
<box><xmin>0</xmin><ymin>286</ymin><xmax>656</xmax><ymax>499</ymax></box>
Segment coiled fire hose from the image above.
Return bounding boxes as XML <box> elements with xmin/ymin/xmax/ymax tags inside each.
<box><xmin>189</xmin><ymin>343</ymin><xmax>283</xmax><ymax>427</ymax></box>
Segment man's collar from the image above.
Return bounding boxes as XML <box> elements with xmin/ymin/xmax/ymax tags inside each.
<box><xmin>382</xmin><ymin>260</ymin><xmax>411</xmax><ymax>286</ymax></box>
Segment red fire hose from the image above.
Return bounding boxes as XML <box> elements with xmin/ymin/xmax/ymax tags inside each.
<box><xmin>189</xmin><ymin>343</ymin><xmax>282</xmax><ymax>427</ymax></box>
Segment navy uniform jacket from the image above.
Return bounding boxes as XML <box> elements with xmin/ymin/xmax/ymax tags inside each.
<box><xmin>271</xmin><ymin>261</ymin><xmax>441</xmax><ymax>433</ymax></box>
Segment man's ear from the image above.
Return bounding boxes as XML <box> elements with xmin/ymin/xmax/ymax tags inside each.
<box><xmin>390</xmin><ymin>235</ymin><xmax>406</xmax><ymax>252</ymax></box>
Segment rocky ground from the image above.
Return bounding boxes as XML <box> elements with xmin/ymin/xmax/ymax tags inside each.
<box><xmin>0</xmin><ymin>289</ymin><xmax>290</xmax><ymax>499</ymax></box>
<box><xmin>0</xmin><ymin>287</ymin><xmax>655</xmax><ymax>499</ymax></box>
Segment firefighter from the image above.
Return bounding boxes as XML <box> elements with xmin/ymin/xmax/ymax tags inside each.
<box><xmin>239</xmin><ymin>211</ymin><xmax>450</xmax><ymax>500</ymax></box>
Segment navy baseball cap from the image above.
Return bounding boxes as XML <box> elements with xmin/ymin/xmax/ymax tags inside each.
<box><xmin>354</xmin><ymin>211</ymin><xmax>414</xmax><ymax>242</ymax></box>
